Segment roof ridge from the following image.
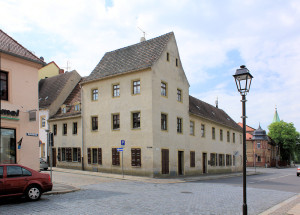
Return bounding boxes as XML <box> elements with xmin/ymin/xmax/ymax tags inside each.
<box><xmin>105</xmin><ymin>32</ymin><xmax>174</xmax><ymax>55</ymax></box>
<box><xmin>0</xmin><ymin>29</ymin><xmax>44</xmax><ymax>64</ymax></box>
<box><xmin>189</xmin><ymin>95</ymin><xmax>219</xmax><ymax>111</ymax></box>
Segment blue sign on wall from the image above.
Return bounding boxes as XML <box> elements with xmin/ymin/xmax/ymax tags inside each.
<box><xmin>121</xmin><ymin>140</ymin><xmax>125</xmax><ymax>146</ymax></box>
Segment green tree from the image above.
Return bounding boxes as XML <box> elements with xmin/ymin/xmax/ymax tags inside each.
<box><xmin>268</xmin><ymin>121</ymin><xmax>299</xmax><ymax>165</ymax></box>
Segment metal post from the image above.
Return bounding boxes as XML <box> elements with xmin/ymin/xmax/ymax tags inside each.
<box><xmin>122</xmin><ymin>151</ymin><xmax>124</xmax><ymax>178</ymax></box>
<box><xmin>49</xmin><ymin>133</ymin><xmax>53</xmax><ymax>182</ymax></box>
<box><xmin>242</xmin><ymin>94</ymin><xmax>247</xmax><ymax>215</ymax></box>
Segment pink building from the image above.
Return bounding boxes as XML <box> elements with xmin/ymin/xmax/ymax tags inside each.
<box><xmin>0</xmin><ymin>30</ymin><xmax>45</xmax><ymax>170</ymax></box>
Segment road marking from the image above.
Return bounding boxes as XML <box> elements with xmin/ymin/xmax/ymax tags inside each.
<box><xmin>249</xmin><ymin>174</ymin><xmax>294</xmax><ymax>184</ymax></box>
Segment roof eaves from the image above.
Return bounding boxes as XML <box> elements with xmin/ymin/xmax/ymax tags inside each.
<box><xmin>81</xmin><ymin>66</ymin><xmax>152</xmax><ymax>85</ymax></box>
<box><xmin>0</xmin><ymin>50</ymin><xmax>46</xmax><ymax>66</ymax></box>
<box><xmin>189</xmin><ymin>112</ymin><xmax>242</xmax><ymax>132</ymax></box>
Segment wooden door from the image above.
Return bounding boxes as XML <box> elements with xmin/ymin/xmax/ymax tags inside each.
<box><xmin>52</xmin><ymin>148</ymin><xmax>56</xmax><ymax>167</ymax></box>
<box><xmin>161</xmin><ymin>149</ymin><xmax>169</xmax><ymax>174</ymax></box>
<box><xmin>202</xmin><ymin>153</ymin><xmax>207</xmax><ymax>173</ymax></box>
<box><xmin>178</xmin><ymin>151</ymin><xmax>184</xmax><ymax>175</ymax></box>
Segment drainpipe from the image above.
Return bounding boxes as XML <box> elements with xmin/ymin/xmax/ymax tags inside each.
<box><xmin>80</xmin><ymin>84</ymin><xmax>84</xmax><ymax>171</ymax></box>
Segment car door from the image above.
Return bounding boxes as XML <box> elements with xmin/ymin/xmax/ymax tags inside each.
<box><xmin>5</xmin><ymin>166</ymin><xmax>28</xmax><ymax>195</ymax></box>
<box><xmin>0</xmin><ymin>166</ymin><xmax>4</xmax><ymax>195</ymax></box>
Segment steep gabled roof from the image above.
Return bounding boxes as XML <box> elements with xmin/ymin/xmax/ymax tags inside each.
<box><xmin>50</xmin><ymin>78</ymin><xmax>84</xmax><ymax>120</ymax></box>
<box><xmin>189</xmin><ymin>96</ymin><xmax>242</xmax><ymax>132</ymax></box>
<box><xmin>83</xmin><ymin>32</ymin><xmax>174</xmax><ymax>83</ymax></box>
<box><xmin>39</xmin><ymin>71</ymin><xmax>80</xmax><ymax>108</ymax></box>
<box><xmin>0</xmin><ymin>29</ymin><xmax>45</xmax><ymax>65</ymax></box>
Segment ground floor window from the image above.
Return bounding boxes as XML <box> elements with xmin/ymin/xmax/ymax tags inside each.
<box><xmin>219</xmin><ymin>154</ymin><xmax>225</xmax><ymax>166</ymax></box>
<box><xmin>131</xmin><ymin>148</ymin><xmax>141</xmax><ymax>167</ymax></box>
<box><xmin>210</xmin><ymin>153</ymin><xmax>216</xmax><ymax>166</ymax></box>
<box><xmin>58</xmin><ymin>147</ymin><xmax>81</xmax><ymax>162</ymax></box>
<box><xmin>0</xmin><ymin>128</ymin><xmax>16</xmax><ymax>164</ymax></box>
<box><xmin>257</xmin><ymin>155</ymin><xmax>261</xmax><ymax>162</ymax></box>
<box><xmin>87</xmin><ymin>148</ymin><xmax>102</xmax><ymax>165</ymax></box>
<box><xmin>112</xmin><ymin>148</ymin><xmax>120</xmax><ymax>166</ymax></box>
<box><xmin>226</xmin><ymin>154</ymin><xmax>232</xmax><ymax>166</ymax></box>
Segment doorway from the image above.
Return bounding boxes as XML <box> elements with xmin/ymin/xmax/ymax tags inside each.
<box><xmin>52</xmin><ymin>148</ymin><xmax>56</xmax><ymax>167</ymax></box>
<box><xmin>202</xmin><ymin>153</ymin><xmax>207</xmax><ymax>173</ymax></box>
<box><xmin>161</xmin><ymin>149</ymin><xmax>169</xmax><ymax>174</ymax></box>
<box><xmin>178</xmin><ymin>151</ymin><xmax>184</xmax><ymax>175</ymax></box>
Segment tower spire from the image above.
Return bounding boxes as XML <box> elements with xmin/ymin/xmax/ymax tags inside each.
<box><xmin>272</xmin><ymin>105</ymin><xmax>280</xmax><ymax>123</ymax></box>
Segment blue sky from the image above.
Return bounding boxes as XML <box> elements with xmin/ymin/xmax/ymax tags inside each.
<box><xmin>1</xmin><ymin>0</ymin><xmax>300</xmax><ymax>132</ymax></box>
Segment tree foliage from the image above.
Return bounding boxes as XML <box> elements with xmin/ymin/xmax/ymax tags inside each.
<box><xmin>268</xmin><ymin>121</ymin><xmax>299</xmax><ymax>163</ymax></box>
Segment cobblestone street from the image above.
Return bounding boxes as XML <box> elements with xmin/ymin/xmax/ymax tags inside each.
<box><xmin>1</xmin><ymin>169</ymin><xmax>297</xmax><ymax>215</ymax></box>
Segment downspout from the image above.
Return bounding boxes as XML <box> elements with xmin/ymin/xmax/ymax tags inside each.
<box><xmin>80</xmin><ymin>84</ymin><xmax>85</xmax><ymax>171</ymax></box>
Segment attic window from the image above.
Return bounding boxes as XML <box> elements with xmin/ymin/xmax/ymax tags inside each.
<box><xmin>212</xmin><ymin>112</ymin><xmax>215</xmax><ymax>115</ymax></box>
<box><xmin>62</xmin><ymin>107</ymin><xmax>66</xmax><ymax>114</ymax></box>
<box><xmin>196</xmin><ymin>105</ymin><xmax>200</xmax><ymax>110</ymax></box>
<box><xmin>227</xmin><ymin>118</ymin><xmax>230</xmax><ymax>121</ymax></box>
<box><xmin>74</xmin><ymin>104</ymin><xmax>80</xmax><ymax>111</ymax></box>
<box><xmin>167</xmin><ymin>52</ymin><xmax>170</xmax><ymax>61</ymax></box>
<box><xmin>176</xmin><ymin>58</ymin><xmax>178</xmax><ymax>67</ymax></box>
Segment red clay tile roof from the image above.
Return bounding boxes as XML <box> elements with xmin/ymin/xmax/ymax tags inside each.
<box><xmin>0</xmin><ymin>29</ymin><xmax>45</xmax><ymax>65</ymax></box>
<box><xmin>238</xmin><ymin>123</ymin><xmax>255</xmax><ymax>132</ymax></box>
<box><xmin>83</xmin><ymin>32</ymin><xmax>174</xmax><ymax>83</ymax></box>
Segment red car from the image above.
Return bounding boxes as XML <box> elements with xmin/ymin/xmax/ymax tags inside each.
<box><xmin>0</xmin><ymin>164</ymin><xmax>52</xmax><ymax>201</ymax></box>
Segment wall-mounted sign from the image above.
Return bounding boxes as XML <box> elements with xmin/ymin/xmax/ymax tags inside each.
<box><xmin>1</xmin><ymin>109</ymin><xmax>19</xmax><ymax>117</ymax></box>
<box><xmin>26</xmin><ymin>133</ymin><xmax>38</xmax><ymax>137</ymax></box>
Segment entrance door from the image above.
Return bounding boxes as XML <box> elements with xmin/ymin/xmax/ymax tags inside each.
<box><xmin>202</xmin><ymin>153</ymin><xmax>207</xmax><ymax>173</ymax></box>
<box><xmin>52</xmin><ymin>148</ymin><xmax>57</xmax><ymax>167</ymax></box>
<box><xmin>161</xmin><ymin>149</ymin><xmax>169</xmax><ymax>174</ymax></box>
<box><xmin>178</xmin><ymin>151</ymin><xmax>184</xmax><ymax>175</ymax></box>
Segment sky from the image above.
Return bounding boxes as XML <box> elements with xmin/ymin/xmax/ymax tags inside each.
<box><xmin>1</xmin><ymin>0</ymin><xmax>300</xmax><ymax>132</ymax></box>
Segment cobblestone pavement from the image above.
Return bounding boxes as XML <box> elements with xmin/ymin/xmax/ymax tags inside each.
<box><xmin>1</xmin><ymin>173</ymin><xmax>297</xmax><ymax>215</ymax></box>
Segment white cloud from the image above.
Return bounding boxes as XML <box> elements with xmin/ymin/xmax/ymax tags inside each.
<box><xmin>1</xmin><ymin>0</ymin><xmax>300</xmax><ymax>131</ymax></box>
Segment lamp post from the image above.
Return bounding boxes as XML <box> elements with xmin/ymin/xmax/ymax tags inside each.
<box><xmin>233</xmin><ymin>65</ymin><xmax>253</xmax><ymax>215</ymax></box>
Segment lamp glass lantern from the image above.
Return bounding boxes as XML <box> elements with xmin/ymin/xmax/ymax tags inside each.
<box><xmin>233</xmin><ymin>65</ymin><xmax>253</xmax><ymax>95</ymax></box>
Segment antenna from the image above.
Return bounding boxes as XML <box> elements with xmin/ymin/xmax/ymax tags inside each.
<box><xmin>215</xmin><ymin>96</ymin><xmax>219</xmax><ymax>108</ymax></box>
<box><xmin>62</xmin><ymin>60</ymin><xmax>71</xmax><ymax>71</ymax></box>
<box><xmin>137</xmin><ymin>27</ymin><xmax>146</xmax><ymax>38</ymax></box>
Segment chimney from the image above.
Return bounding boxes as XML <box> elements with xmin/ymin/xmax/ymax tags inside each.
<box><xmin>59</xmin><ymin>69</ymin><xmax>64</xmax><ymax>74</ymax></box>
<box><xmin>215</xmin><ymin>97</ymin><xmax>218</xmax><ymax>108</ymax></box>
<box><xmin>140</xmin><ymin>37</ymin><xmax>146</xmax><ymax>42</ymax></box>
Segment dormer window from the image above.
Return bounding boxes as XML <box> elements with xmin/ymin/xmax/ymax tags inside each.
<box><xmin>62</xmin><ymin>106</ymin><xmax>66</xmax><ymax>114</ymax></box>
<box><xmin>74</xmin><ymin>104</ymin><xmax>80</xmax><ymax>111</ymax></box>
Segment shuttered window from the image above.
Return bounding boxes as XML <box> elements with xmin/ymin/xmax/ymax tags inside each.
<box><xmin>87</xmin><ymin>148</ymin><xmax>91</xmax><ymax>164</ymax></box>
<box><xmin>112</xmin><ymin>148</ymin><xmax>120</xmax><ymax>166</ymax></box>
<box><xmin>210</xmin><ymin>153</ymin><xmax>216</xmax><ymax>166</ymax></box>
<box><xmin>190</xmin><ymin>151</ymin><xmax>195</xmax><ymax>167</ymax></box>
<box><xmin>131</xmin><ymin>148</ymin><xmax>141</xmax><ymax>167</ymax></box>
<box><xmin>92</xmin><ymin>148</ymin><xmax>97</xmax><ymax>164</ymax></box>
<box><xmin>98</xmin><ymin>148</ymin><xmax>102</xmax><ymax>165</ymax></box>
<box><xmin>78</xmin><ymin>148</ymin><xmax>81</xmax><ymax>162</ymax></box>
<box><xmin>58</xmin><ymin>148</ymin><xmax>61</xmax><ymax>161</ymax></box>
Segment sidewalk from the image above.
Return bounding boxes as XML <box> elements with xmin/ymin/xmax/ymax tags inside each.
<box><xmin>44</xmin><ymin>167</ymin><xmax>259</xmax><ymax>194</ymax></box>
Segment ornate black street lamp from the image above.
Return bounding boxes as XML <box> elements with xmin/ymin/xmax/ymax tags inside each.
<box><xmin>233</xmin><ymin>65</ymin><xmax>253</xmax><ymax>215</ymax></box>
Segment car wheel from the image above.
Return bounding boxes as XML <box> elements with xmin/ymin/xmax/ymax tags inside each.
<box><xmin>26</xmin><ymin>185</ymin><xmax>42</xmax><ymax>201</ymax></box>
<box><xmin>297</xmin><ymin>173</ymin><xmax>300</xmax><ymax>176</ymax></box>
<box><xmin>44</xmin><ymin>168</ymin><xmax>48</xmax><ymax>171</ymax></box>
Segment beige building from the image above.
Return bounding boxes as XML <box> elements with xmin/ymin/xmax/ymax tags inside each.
<box><xmin>48</xmin><ymin>79</ymin><xmax>83</xmax><ymax>169</ymax></box>
<box><xmin>0</xmin><ymin>29</ymin><xmax>45</xmax><ymax>170</ymax></box>
<box><xmin>74</xmin><ymin>32</ymin><xmax>243</xmax><ymax>177</ymax></box>
<box><xmin>38</xmin><ymin>70</ymin><xmax>81</xmax><ymax>159</ymax></box>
